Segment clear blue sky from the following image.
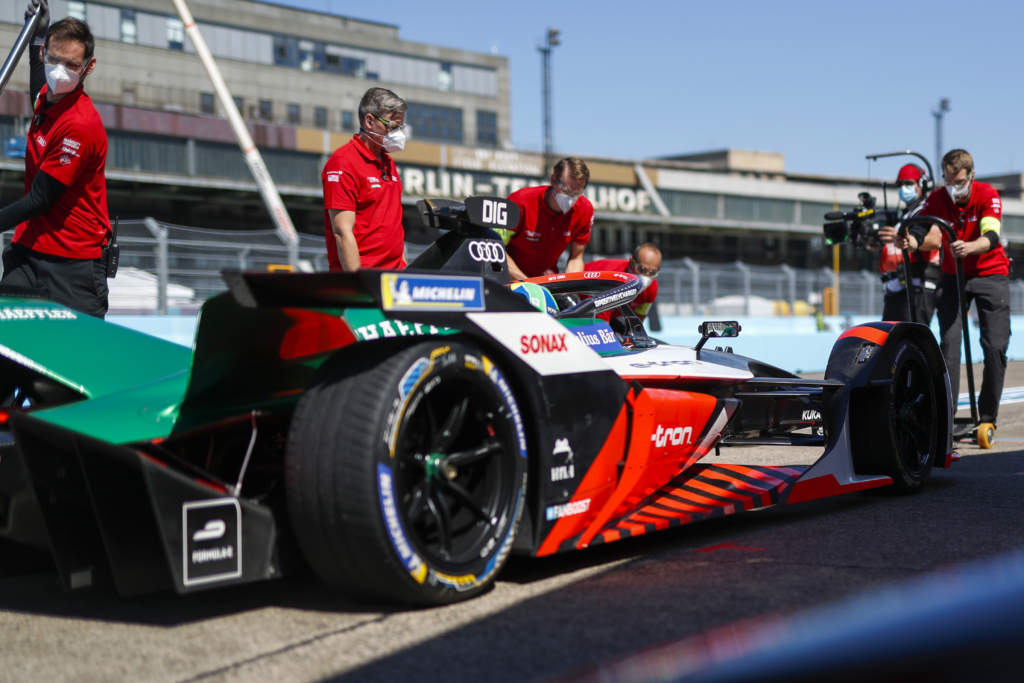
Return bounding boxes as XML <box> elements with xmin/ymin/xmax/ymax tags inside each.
<box><xmin>267</xmin><ymin>0</ymin><xmax>1022</xmax><ymax>181</ymax></box>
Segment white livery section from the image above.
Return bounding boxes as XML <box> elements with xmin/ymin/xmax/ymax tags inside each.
<box><xmin>467</xmin><ymin>312</ymin><xmax>610</xmax><ymax>376</ymax></box>
<box><xmin>603</xmin><ymin>346</ymin><xmax>754</xmax><ymax>381</ymax></box>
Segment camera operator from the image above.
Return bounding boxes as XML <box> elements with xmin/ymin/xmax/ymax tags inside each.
<box><xmin>876</xmin><ymin>164</ymin><xmax>941</xmax><ymax>324</ymax></box>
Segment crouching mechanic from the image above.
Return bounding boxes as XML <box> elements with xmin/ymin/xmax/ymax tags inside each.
<box><xmin>0</xmin><ymin>7</ymin><xmax>112</xmax><ymax>318</ymax></box>
<box><xmin>901</xmin><ymin>148</ymin><xmax>1009</xmax><ymax>429</ymax></box>
<box><xmin>585</xmin><ymin>242</ymin><xmax>662</xmax><ymax>323</ymax></box>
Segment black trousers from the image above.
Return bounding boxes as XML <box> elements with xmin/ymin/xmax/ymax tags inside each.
<box><xmin>1</xmin><ymin>244</ymin><xmax>109</xmax><ymax>318</ymax></box>
<box><xmin>936</xmin><ymin>273</ymin><xmax>1010</xmax><ymax>424</ymax></box>
<box><xmin>881</xmin><ymin>283</ymin><xmax>937</xmax><ymax>325</ymax></box>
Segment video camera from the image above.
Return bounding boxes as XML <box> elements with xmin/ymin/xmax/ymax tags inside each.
<box><xmin>822</xmin><ymin>192</ymin><xmax>896</xmax><ymax>248</ymax></box>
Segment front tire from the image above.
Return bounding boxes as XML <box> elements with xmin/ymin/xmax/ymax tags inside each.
<box><xmin>286</xmin><ymin>340</ymin><xmax>527</xmax><ymax>605</ymax></box>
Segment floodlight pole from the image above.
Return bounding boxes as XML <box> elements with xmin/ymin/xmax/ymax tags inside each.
<box><xmin>932</xmin><ymin>98</ymin><xmax>951</xmax><ymax>177</ymax></box>
<box><xmin>539</xmin><ymin>28</ymin><xmax>559</xmax><ymax>172</ymax></box>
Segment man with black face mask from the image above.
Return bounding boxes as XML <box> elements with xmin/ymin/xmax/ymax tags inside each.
<box><xmin>503</xmin><ymin>157</ymin><xmax>594</xmax><ymax>280</ymax></box>
<box><xmin>321</xmin><ymin>87</ymin><xmax>407</xmax><ymax>271</ymax></box>
<box><xmin>0</xmin><ymin>2</ymin><xmax>112</xmax><ymax>318</ymax></box>
<box><xmin>902</xmin><ymin>148</ymin><xmax>1010</xmax><ymax>431</ymax></box>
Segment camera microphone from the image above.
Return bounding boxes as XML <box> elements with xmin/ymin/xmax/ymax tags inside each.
<box><xmin>824</xmin><ymin>212</ymin><xmax>845</xmax><ymax>221</ymax></box>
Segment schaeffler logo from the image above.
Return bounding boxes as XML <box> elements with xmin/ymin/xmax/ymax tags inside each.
<box><xmin>651</xmin><ymin>424</ymin><xmax>693</xmax><ymax>448</ymax></box>
<box><xmin>467</xmin><ymin>241</ymin><xmax>506</xmax><ymax>263</ymax></box>
<box><xmin>520</xmin><ymin>333</ymin><xmax>568</xmax><ymax>354</ymax></box>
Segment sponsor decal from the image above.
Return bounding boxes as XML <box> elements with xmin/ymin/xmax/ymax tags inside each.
<box><xmin>583</xmin><ymin>271</ymin><xmax>601</xmax><ymax>279</ymax></box>
<box><xmin>35</xmin><ymin>135</ymin><xmax>46</xmax><ymax>147</ymax></box>
<box><xmin>182</xmin><ymin>499</ymin><xmax>242</xmax><ymax>586</ymax></box>
<box><xmin>550</xmin><ymin>438</ymin><xmax>575</xmax><ymax>482</ymax></box>
<box><xmin>520</xmin><ymin>332</ymin><xmax>568</xmax><ymax>354</ymax></box>
<box><xmin>59</xmin><ymin>155</ymin><xmax>72</xmax><ymax>165</ymax></box>
<box><xmin>60</xmin><ymin>137</ymin><xmax>81</xmax><ymax>151</ymax></box>
<box><xmin>482</xmin><ymin>355</ymin><xmax>527</xmax><ymax>457</ymax></box>
<box><xmin>546</xmin><ymin>498</ymin><xmax>591</xmax><ymax>521</ymax></box>
<box><xmin>592</xmin><ymin>285</ymin><xmax>640</xmax><ymax>310</ymax></box>
<box><xmin>378</xmin><ymin>464</ymin><xmax>428</xmax><ymax>583</ymax></box>
<box><xmin>380</xmin><ymin>273</ymin><xmax>485</xmax><ymax>312</ymax></box>
<box><xmin>467</xmin><ymin>240</ymin><xmax>506</xmax><ymax>263</ymax></box>
<box><xmin>354</xmin><ymin>318</ymin><xmax>447</xmax><ymax>341</ymax></box>
<box><xmin>570</xmin><ymin>322</ymin><xmax>621</xmax><ymax>353</ymax></box>
<box><xmin>0</xmin><ymin>306</ymin><xmax>77</xmax><ymax>320</ymax></box>
<box><xmin>628</xmin><ymin>359</ymin><xmax>694</xmax><ymax>369</ymax></box>
<box><xmin>326</xmin><ymin>171</ymin><xmax>341</xmax><ymax>182</ymax></box>
<box><xmin>524</xmin><ymin>229</ymin><xmax>541</xmax><ymax>242</ymax></box>
<box><xmin>802</xmin><ymin>409</ymin><xmax>821</xmax><ymax>421</ymax></box>
<box><xmin>480</xmin><ymin>199</ymin><xmax>509</xmax><ymax>226</ymax></box>
<box><xmin>651</xmin><ymin>424</ymin><xmax>693</xmax><ymax>448</ymax></box>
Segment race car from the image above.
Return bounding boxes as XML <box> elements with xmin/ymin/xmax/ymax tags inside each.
<box><xmin>0</xmin><ymin>196</ymin><xmax>954</xmax><ymax>606</ymax></box>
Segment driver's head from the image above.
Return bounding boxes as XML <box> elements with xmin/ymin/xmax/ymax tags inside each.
<box><xmin>896</xmin><ymin>164</ymin><xmax>923</xmax><ymax>203</ymax></box>
<box><xmin>627</xmin><ymin>243</ymin><xmax>662</xmax><ymax>290</ymax></box>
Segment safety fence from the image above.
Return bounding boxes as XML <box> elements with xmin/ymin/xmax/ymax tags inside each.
<box><xmin>3</xmin><ymin>219</ymin><xmax>1024</xmax><ymax>316</ymax></box>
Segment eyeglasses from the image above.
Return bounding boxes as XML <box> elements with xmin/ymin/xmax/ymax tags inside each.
<box><xmin>43</xmin><ymin>53</ymin><xmax>86</xmax><ymax>71</ymax></box>
<box><xmin>556</xmin><ymin>182</ymin><xmax>584</xmax><ymax>199</ymax></box>
<box><xmin>943</xmin><ymin>172</ymin><xmax>973</xmax><ymax>189</ymax></box>
<box><xmin>630</xmin><ymin>260</ymin><xmax>660</xmax><ymax>277</ymax></box>
<box><xmin>375</xmin><ymin>115</ymin><xmax>406</xmax><ymax>133</ymax></box>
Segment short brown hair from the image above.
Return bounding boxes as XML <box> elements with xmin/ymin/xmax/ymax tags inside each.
<box><xmin>46</xmin><ymin>17</ymin><xmax>95</xmax><ymax>61</ymax></box>
<box><xmin>942</xmin><ymin>149</ymin><xmax>974</xmax><ymax>177</ymax></box>
<box><xmin>551</xmin><ymin>157</ymin><xmax>590</xmax><ymax>188</ymax></box>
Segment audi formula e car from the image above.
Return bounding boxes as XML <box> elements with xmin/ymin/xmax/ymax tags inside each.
<box><xmin>0</xmin><ymin>197</ymin><xmax>954</xmax><ymax>606</ymax></box>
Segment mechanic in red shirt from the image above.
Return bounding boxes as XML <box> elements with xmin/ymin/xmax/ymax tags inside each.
<box><xmin>877</xmin><ymin>163</ymin><xmax>941</xmax><ymax>324</ymax></box>
<box><xmin>585</xmin><ymin>242</ymin><xmax>662</xmax><ymax>323</ymax></box>
<box><xmin>504</xmin><ymin>157</ymin><xmax>594</xmax><ymax>279</ymax></box>
<box><xmin>0</xmin><ymin>8</ymin><xmax>112</xmax><ymax>318</ymax></box>
<box><xmin>322</xmin><ymin>87</ymin><xmax>406</xmax><ymax>271</ymax></box>
<box><xmin>902</xmin><ymin>149</ymin><xmax>1009</xmax><ymax>428</ymax></box>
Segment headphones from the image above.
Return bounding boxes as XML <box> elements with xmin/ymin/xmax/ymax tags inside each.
<box><xmin>910</xmin><ymin>165</ymin><xmax>933</xmax><ymax>194</ymax></box>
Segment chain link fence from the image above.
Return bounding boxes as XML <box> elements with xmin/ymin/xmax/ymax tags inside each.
<box><xmin>3</xmin><ymin>220</ymin><xmax>1024</xmax><ymax>316</ymax></box>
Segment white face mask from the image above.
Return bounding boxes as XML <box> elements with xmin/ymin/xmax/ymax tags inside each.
<box><xmin>638</xmin><ymin>274</ymin><xmax>653</xmax><ymax>290</ymax></box>
<box><xmin>44</xmin><ymin>62</ymin><xmax>82</xmax><ymax>95</ymax></box>
<box><xmin>554</xmin><ymin>191</ymin><xmax>577</xmax><ymax>213</ymax></box>
<box><xmin>946</xmin><ymin>181</ymin><xmax>970</xmax><ymax>203</ymax></box>
<box><xmin>381</xmin><ymin>127</ymin><xmax>406</xmax><ymax>153</ymax></box>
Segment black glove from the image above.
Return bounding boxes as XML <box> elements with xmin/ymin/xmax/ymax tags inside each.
<box><xmin>25</xmin><ymin>0</ymin><xmax>48</xmax><ymax>39</ymax></box>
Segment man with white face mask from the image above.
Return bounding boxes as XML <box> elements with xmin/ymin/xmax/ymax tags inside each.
<box><xmin>876</xmin><ymin>164</ymin><xmax>941</xmax><ymax>324</ymax></box>
<box><xmin>585</xmin><ymin>242</ymin><xmax>662</xmax><ymax>323</ymax></box>
<box><xmin>504</xmin><ymin>157</ymin><xmax>594</xmax><ymax>280</ymax></box>
<box><xmin>903</xmin><ymin>148</ymin><xmax>1010</xmax><ymax>431</ymax></box>
<box><xmin>0</xmin><ymin>5</ymin><xmax>111</xmax><ymax>318</ymax></box>
<box><xmin>322</xmin><ymin>87</ymin><xmax>406</xmax><ymax>271</ymax></box>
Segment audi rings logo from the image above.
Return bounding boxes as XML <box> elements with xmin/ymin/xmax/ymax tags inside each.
<box><xmin>468</xmin><ymin>241</ymin><xmax>506</xmax><ymax>263</ymax></box>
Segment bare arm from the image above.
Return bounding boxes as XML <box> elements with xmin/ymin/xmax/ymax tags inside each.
<box><xmin>329</xmin><ymin>209</ymin><xmax>362</xmax><ymax>271</ymax></box>
<box><xmin>565</xmin><ymin>242</ymin><xmax>586</xmax><ymax>273</ymax></box>
<box><xmin>505</xmin><ymin>252</ymin><xmax>528</xmax><ymax>281</ymax></box>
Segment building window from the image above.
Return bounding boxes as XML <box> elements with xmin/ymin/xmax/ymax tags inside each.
<box><xmin>167</xmin><ymin>18</ymin><xmax>184</xmax><ymax>50</ymax></box>
<box><xmin>258</xmin><ymin>99</ymin><xmax>273</xmax><ymax>121</ymax></box>
<box><xmin>200</xmin><ymin>92</ymin><xmax>215</xmax><ymax>115</ymax></box>
<box><xmin>476</xmin><ymin>110</ymin><xmax>497</xmax><ymax>146</ymax></box>
<box><xmin>342</xmin><ymin>111</ymin><xmax>355</xmax><ymax>131</ymax></box>
<box><xmin>438</xmin><ymin>62</ymin><xmax>453</xmax><ymax>91</ymax></box>
<box><xmin>314</xmin><ymin>106</ymin><xmax>327</xmax><ymax>129</ymax></box>
<box><xmin>298</xmin><ymin>40</ymin><xmax>316</xmax><ymax>72</ymax></box>
<box><xmin>273</xmin><ymin>36</ymin><xmax>297</xmax><ymax>67</ymax></box>
<box><xmin>287</xmin><ymin>103</ymin><xmax>301</xmax><ymax>125</ymax></box>
<box><xmin>120</xmin><ymin>9</ymin><xmax>137</xmax><ymax>44</ymax></box>
<box><xmin>324</xmin><ymin>53</ymin><xmax>365</xmax><ymax>78</ymax></box>
<box><xmin>67</xmin><ymin>1</ymin><xmax>85</xmax><ymax>21</ymax></box>
<box><xmin>407</xmin><ymin>102</ymin><xmax>463</xmax><ymax>144</ymax></box>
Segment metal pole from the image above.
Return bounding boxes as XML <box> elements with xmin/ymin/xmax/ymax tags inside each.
<box><xmin>171</xmin><ymin>0</ymin><xmax>299</xmax><ymax>266</ymax></box>
<box><xmin>932</xmin><ymin>98</ymin><xmax>950</xmax><ymax>177</ymax></box>
<box><xmin>0</xmin><ymin>8</ymin><xmax>40</xmax><ymax>97</ymax></box>
<box><xmin>539</xmin><ymin>28</ymin><xmax>559</xmax><ymax>169</ymax></box>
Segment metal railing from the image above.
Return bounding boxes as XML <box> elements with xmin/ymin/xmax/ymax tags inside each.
<box><xmin>3</xmin><ymin>220</ymin><xmax>1024</xmax><ymax>316</ymax></box>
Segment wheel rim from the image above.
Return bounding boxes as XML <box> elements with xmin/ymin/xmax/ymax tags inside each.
<box><xmin>889</xmin><ymin>353</ymin><xmax>937</xmax><ymax>473</ymax></box>
<box><xmin>392</xmin><ymin>372</ymin><xmax>516</xmax><ymax>569</ymax></box>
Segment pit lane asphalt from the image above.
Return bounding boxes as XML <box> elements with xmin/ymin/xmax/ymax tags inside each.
<box><xmin>2</xmin><ymin>362</ymin><xmax>1023</xmax><ymax>683</ymax></box>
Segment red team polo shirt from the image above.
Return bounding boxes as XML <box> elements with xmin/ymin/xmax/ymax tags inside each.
<box><xmin>14</xmin><ymin>84</ymin><xmax>109</xmax><ymax>259</ymax></box>
<box><xmin>321</xmin><ymin>135</ymin><xmax>405</xmax><ymax>270</ymax></box>
<box><xmin>506</xmin><ymin>185</ymin><xmax>593</xmax><ymax>276</ymax></box>
<box><xmin>585</xmin><ymin>258</ymin><xmax>659</xmax><ymax>321</ymax></box>
<box><xmin>920</xmin><ymin>180</ymin><xmax>1008</xmax><ymax>278</ymax></box>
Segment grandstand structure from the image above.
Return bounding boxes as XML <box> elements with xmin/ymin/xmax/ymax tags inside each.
<box><xmin>1</xmin><ymin>0</ymin><xmax>1022</xmax><ymax>274</ymax></box>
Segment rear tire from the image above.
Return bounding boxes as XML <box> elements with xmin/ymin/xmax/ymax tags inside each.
<box><xmin>858</xmin><ymin>339</ymin><xmax>938</xmax><ymax>491</ymax></box>
<box><xmin>285</xmin><ymin>340</ymin><xmax>527</xmax><ymax>605</ymax></box>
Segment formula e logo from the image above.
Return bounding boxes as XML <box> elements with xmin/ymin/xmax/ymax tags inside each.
<box><xmin>520</xmin><ymin>333</ymin><xmax>568</xmax><ymax>354</ymax></box>
<box><xmin>550</xmin><ymin>438</ymin><xmax>575</xmax><ymax>482</ymax></box>
<box><xmin>468</xmin><ymin>240</ymin><xmax>506</xmax><ymax>263</ymax></box>
<box><xmin>651</xmin><ymin>424</ymin><xmax>693</xmax><ymax>448</ymax></box>
<box><xmin>192</xmin><ymin>519</ymin><xmax>226</xmax><ymax>542</ymax></box>
<box><xmin>481</xmin><ymin>199</ymin><xmax>508</xmax><ymax>226</ymax></box>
